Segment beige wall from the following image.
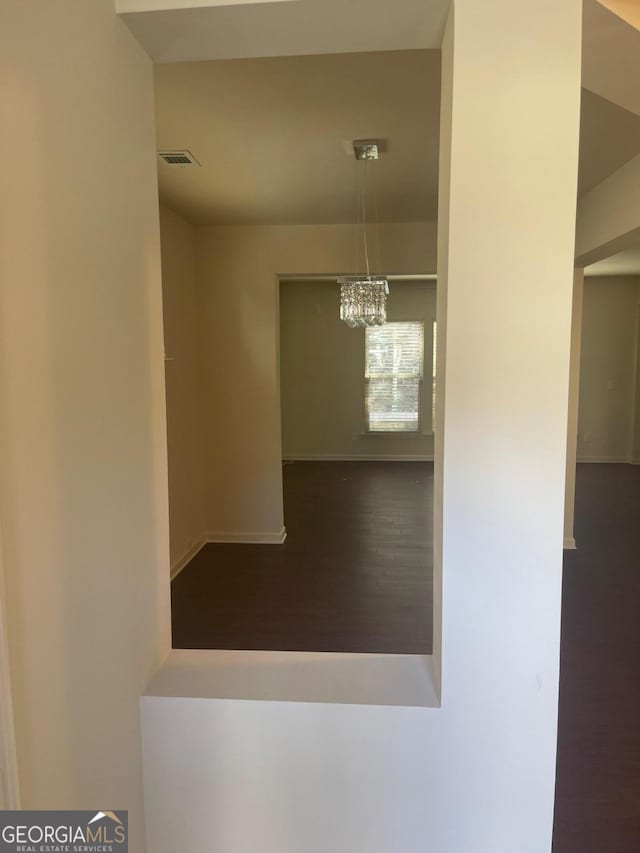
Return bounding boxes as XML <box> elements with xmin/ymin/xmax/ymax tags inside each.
<box><xmin>280</xmin><ymin>279</ymin><xmax>435</xmax><ymax>460</ymax></box>
<box><xmin>159</xmin><ymin>206</ymin><xmax>207</xmax><ymax>570</ymax></box>
<box><xmin>578</xmin><ymin>276</ymin><xmax>640</xmax><ymax>461</ymax></box>
<box><xmin>196</xmin><ymin>222</ymin><xmax>436</xmax><ymax>537</ymax></box>
<box><xmin>0</xmin><ymin>1</ymin><xmax>170</xmax><ymax>848</ymax></box>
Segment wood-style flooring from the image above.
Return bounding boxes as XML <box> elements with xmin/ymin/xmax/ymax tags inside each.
<box><xmin>171</xmin><ymin>461</ymin><xmax>433</xmax><ymax>653</ymax></box>
<box><xmin>172</xmin><ymin>460</ymin><xmax>640</xmax><ymax>846</ymax></box>
<box><xmin>553</xmin><ymin>463</ymin><xmax>640</xmax><ymax>853</ymax></box>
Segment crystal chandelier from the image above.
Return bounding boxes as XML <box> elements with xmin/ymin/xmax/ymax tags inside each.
<box><xmin>339</xmin><ymin>140</ymin><xmax>389</xmax><ymax>328</ymax></box>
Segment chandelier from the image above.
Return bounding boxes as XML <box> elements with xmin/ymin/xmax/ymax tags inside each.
<box><xmin>339</xmin><ymin>140</ymin><xmax>389</xmax><ymax>328</ymax></box>
<box><xmin>339</xmin><ymin>278</ymin><xmax>388</xmax><ymax>328</ymax></box>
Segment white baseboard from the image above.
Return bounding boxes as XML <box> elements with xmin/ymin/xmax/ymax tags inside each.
<box><xmin>170</xmin><ymin>538</ymin><xmax>207</xmax><ymax>580</ymax></box>
<box><xmin>170</xmin><ymin>528</ymin><xmax>287</xmax><ymax>580</ymax></box>
<box><xmin>563</xmin><ymin>537</ymin><xmax>576</xmax><ymax>550</ymax></box>
<box><xmin>283</xmin><ymin>454</ymin><xmax>434</xmax><ymax>462</ymax></box>
<box><xmin>206</xmin><ymin>527</ymin><xmax>287</xmax><ymax>545</ymax></box>
<box><xmin>577</xmin><ymin>456</ymin><xmax>631</xmax><ymax>464</ymax></box>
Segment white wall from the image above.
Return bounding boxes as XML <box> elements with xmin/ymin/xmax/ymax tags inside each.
<box><xmin>159</xmin><ymin>205</ymin><xmax>207</xmax><ymax>571</ymax></box>
<box><xmin>0</xmin><ymin>2</ymin><xmax>171</xmax><ymax>849</ymax></box>
<box><xmin>196</xmin><ymin>222</ymin><xmax>436</xmax><ymax>538</ymax></box>
<box><xmin>433</xmin><ymin>0</ymin><xmax>581</xmax><ymax>847</ymax></box>
<box><xmin>142</xmin><ymin>2</ymin><xmax>583</xmax><ymax>852</ymax></box>
<box><xmin>280</xmin><ymin>279</ymin><xmax>436</xmax><ymax>460</ymax></box>
<box><xmin>578</xmin><ymin>276</ymin><xmax>640</xmax><ymax>461</ymax></box>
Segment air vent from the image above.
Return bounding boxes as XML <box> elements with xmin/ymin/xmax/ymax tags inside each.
<box><xmin>158</xmin><ymin>150</ymin><xmax>200</xmax><ymax>167</ymax></box>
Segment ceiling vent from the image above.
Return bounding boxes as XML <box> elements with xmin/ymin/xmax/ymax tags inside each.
<box><xmin>158</xmin><ymin>150</ymin><xmax>200</xmax><ymax>167</ymax></box>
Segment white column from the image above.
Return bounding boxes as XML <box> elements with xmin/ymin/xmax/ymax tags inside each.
<box><xmin>435</xmin><ymin>0</ymin><xmax>582</xmax><ymax>845</ymax></box>
<box><xmin>564</xmin><ymin>269</ymin><xmax>584</xmax><ymax>548</ymax></box>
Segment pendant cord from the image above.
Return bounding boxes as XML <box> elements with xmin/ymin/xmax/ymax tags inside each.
<box><xmin>362</xmin><ymin>158</ymin><xmax>371</xmax><ymax>278</ymax></box>
<box><xmin>354</xmin><ymin>159</ymin><xmax>361</xmax><ymax>276</ymax></box>
<box><xmin>351</xmin><ymin>152</ymin><xmax>381</xmax><ymax>279</ymax></box>
<box><xmin>373</xmin><ymin>157</ymin><xmax>382</xmax><ymax>277</ymax></box>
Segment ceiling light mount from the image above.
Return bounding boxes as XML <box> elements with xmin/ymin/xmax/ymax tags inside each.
<box><xmin>353</xmin><ymin>139</ymin><xmax>383</xmax><ymax>161</ymax></box>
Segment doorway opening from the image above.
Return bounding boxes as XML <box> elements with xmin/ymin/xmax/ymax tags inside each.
<box><xmin>158</xmin><ymin>49</ymin><xmax>441</xmax><ymax>654</ymax></box>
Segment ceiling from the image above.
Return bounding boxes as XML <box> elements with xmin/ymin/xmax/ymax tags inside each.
<box><xmin>578</xmin><ymin>88</ymin><xmax>640</xmax><ymax>196</ymax></box>
<box><xmin>122</xmin><ymin>0</ymin><xmax>640</xmax><ymax>123</ymax></box>
<box><xmin>583</xmin><ymin>0</ymin><xmax>640</xmax><ymax>118</ymax></box>
<box><xmin>154</xmin><ymin>50</ymin><xmax>441</xmax><ymax>225</ymax></box>
<box><xmin>585</xmin><ymin>248</ymin><xmax>640</xmax><ymax>276</ymax></box>
<box><xmin>595</xmin><ymin>0</ymin><xmax>640</xmax><ymax>33</ymax></box>
<box><xmin>123</xmin><ymin>0</ymin><xmax>450</xmax><ymax>63</ymax></box>
<box><xmin>154</xmin><ymin>46</ymin><xmax>640</xmax><ymax>227</ymax></box>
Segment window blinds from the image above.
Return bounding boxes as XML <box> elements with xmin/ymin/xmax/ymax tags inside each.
<box><xmin>365</xmin><ymin>321</ymin><xmax>424</xmax><ymax>432</ymax></box>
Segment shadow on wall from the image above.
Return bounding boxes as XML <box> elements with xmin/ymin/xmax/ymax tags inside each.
<box><xmin>578</xmin><ymin>275</ymin><xmax>640</xmax><ymax>463</ymax></box>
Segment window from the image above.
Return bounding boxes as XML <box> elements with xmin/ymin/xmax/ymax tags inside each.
<box><xmin>365</xmin><ymin>321</ymin><xmax>424</xmax><ymax>432</ymax></box>
<box><xmin>432</xmin><ymin>319</ymin><xmax>437</xmax><ymax>432</ymax></box>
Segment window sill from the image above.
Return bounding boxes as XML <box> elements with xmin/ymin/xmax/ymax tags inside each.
<box><xmin>144</xmin><ymin>649</ymin><xmax>440</xmax><ymax>708</ymax></box>
<box><xmin>358</xmin><ymin>431</ymin><xmax>434</xmax><ymax>438</ymax></box>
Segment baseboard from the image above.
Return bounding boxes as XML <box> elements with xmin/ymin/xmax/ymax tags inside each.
<box><xmin>577</xmin><ymin>456</ymin><xmax>632</xmax><ymax>464</ymax></box>
<box><xmin>170</xmin><ymin>538</ymin><xmax>207</xmax><ymax>580</ymax></box>
<box><xmin>171</xmin><ymin>528</ymin><xmax>287</xmax><ymax>579</ymax></box>
<box><xmin>563</xmin><ymin>537</ymin><xmax>576</xmax><ymax>550</ymax></box>
<box><xmin>283</xmin><ymin>454</ymin><xmax>434</xmax><ymax>462</ymax></box>
<box><xmin>206</xmin><ymin>527</ymin><xmax>287</xmax><ymax>545</ymax></box>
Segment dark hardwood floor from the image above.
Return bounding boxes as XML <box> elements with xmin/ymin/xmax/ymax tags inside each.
<box><xmin>171</xmin><ymin>461</ymin><xmax>433</xmax><ymax>653</ymax></box>
<box><xmin>553</xmin><ymin>463</ymin><xmax>640</xmax><ymax>853</ymax></box>
<box><xmin>172</xmin><ymin>459</ymin><xmax>640</xmax><ymax>848</ymax></box>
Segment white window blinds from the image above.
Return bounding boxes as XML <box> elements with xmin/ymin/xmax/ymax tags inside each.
<box><xmin>365</xmin><ymin>321</ymin><xmax>424</xmax><ymax>432</ymax></box>
<box><xmin>432</xmin><ymin>319</ymin><xmax>437</xmax><ymax>432</ymax></box>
